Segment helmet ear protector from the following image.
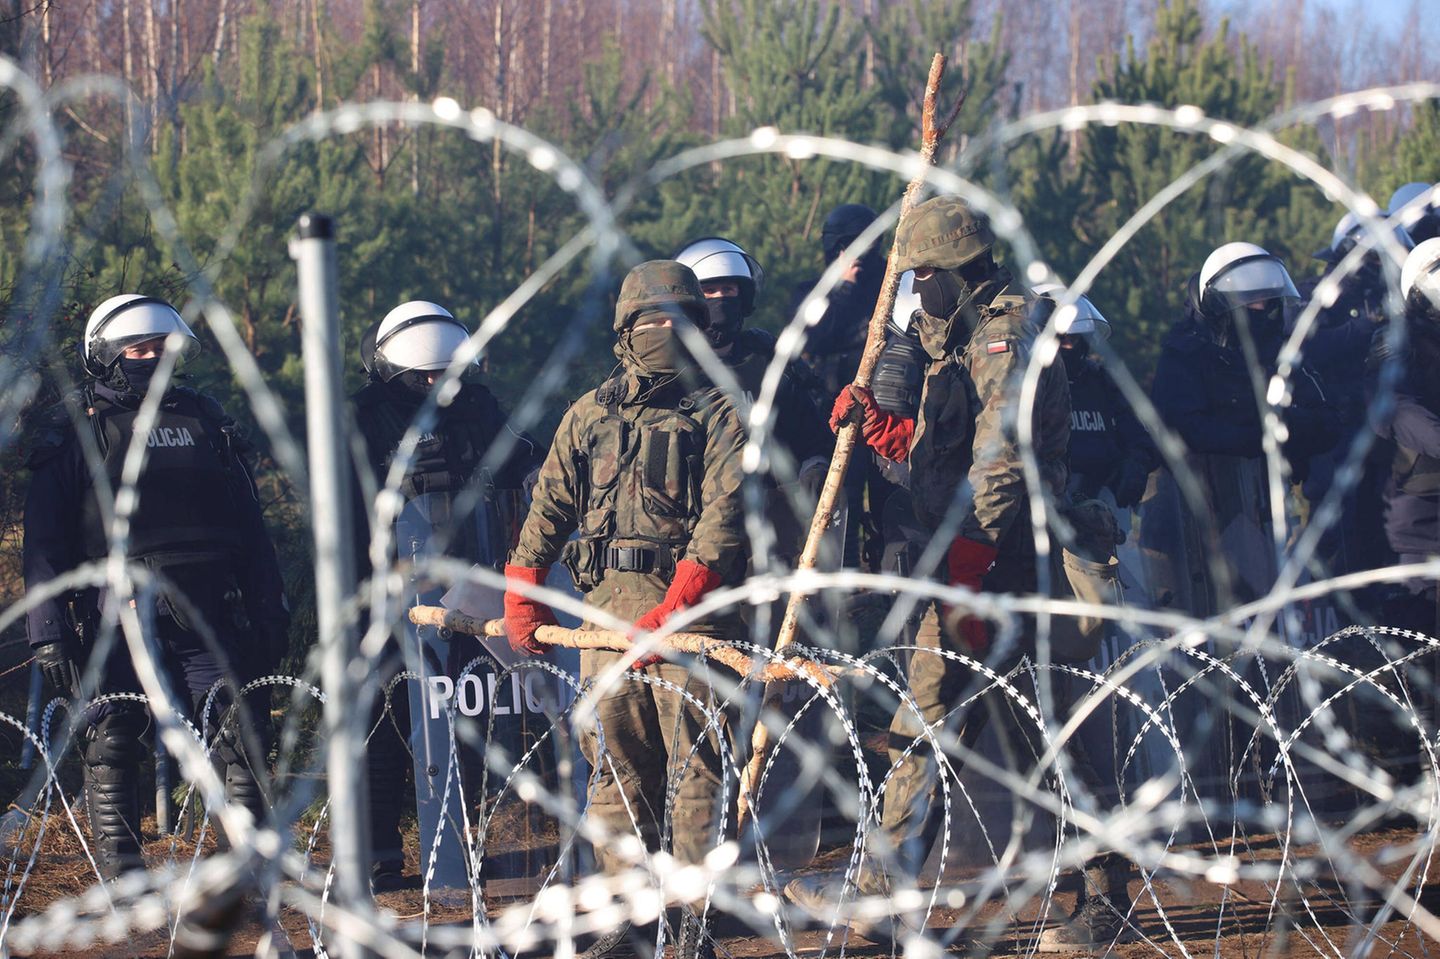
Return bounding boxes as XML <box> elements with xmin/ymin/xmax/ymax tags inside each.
<box><xmin>360</xmin><ymin>320</ymin><xmax>381</xmax><ymax>377</ymax></box>
<box><xmin>81</xmin><ymin>295</ymin><xmax>196</xmax><ymax>377</ymax></box>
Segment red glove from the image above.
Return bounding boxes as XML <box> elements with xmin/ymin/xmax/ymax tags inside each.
<box><xmin>630</xmin><ymin>560</ymin><xmax>724</xmax><ymax>669</ymax></box>
<box><xmin>943</xmin><ymin>538</ymin><xmax>999</xmax><ymax>655</ymax></box>
<box><xmin>503</xmin><ymin>564</ymin><xmax>556</xmax><ymax>657</ymax></box>
<box><xmin>829</xmin><ymin>385</ymin><xmax>914</xmax><ymax>462</ymax></box>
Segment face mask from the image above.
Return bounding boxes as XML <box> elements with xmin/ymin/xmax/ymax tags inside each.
<box><xmin>622</xmin><ymin>325</ymin><xmax>684</xmax><ymax>375</ymax></box>
<box><xmin>1060</xmin><ymin>337</ymin><xmax>1090</xmax><ymax>376</ymax></box>
<box><xmin>913</xmin><ymin>269</ymin><xmax>970</xmax><ymax>322</ymax></box>
<box><xmin>388</xmin><ymin>369</ymin><xmax>437</xmax><ymax>400</ymax></box>
<box><xmin>117</xmin><ymin>357</ymin><xmax>162</xmax><ymax>395</ymax></box>
<box><xmin>701</xmin><ymin>297</ymin><xmax>744</xmax><ymax>349</ymax></box>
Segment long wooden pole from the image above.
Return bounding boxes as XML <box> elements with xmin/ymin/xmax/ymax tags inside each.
<box><xmin>737</xmin><ymin>54</ymin><xmax>963</xmax><ymax>828</ymax></box>
<box><xmin>407</xmin><ymin>605</ymin><xmax>839</xmax><ymax>687</ymax></box>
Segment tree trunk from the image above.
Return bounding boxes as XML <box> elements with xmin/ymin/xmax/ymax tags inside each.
<box><xmin>213</xmin><ymin>0</ymin><xmax>228</xmax><ymax>66</ymax></box>
<box><xmin>1068</xmin><ymin>0</ymin><xmax>1081</xmax><ymax>164</ymax></box>
<box><xmin>39</xmin><ymin>0</ymin><xmax>51</xmax><ymax>86</ymax></box>
<box><xmin>311</xmin><ymin>0</ymin><xmax>326</xmax><ymax>108</ymax></box>
<box><xmin>411</xmin><ymin>0</ymin><xmax>421</xmax><ymax>195</ymax></box>
<box><xmin>122</xmin><ymin>0</ymin><xmax>135</xmax><ymax>139</ymax></box>
<box><xmin>863</xmin><ymin>0</ymin><xmax>873</xmax><ymax>90</ymax></box>
<box><xmin>540</xmin><ymin>0</ymin><xmax>552</xmax><ymax>100</ymax></box>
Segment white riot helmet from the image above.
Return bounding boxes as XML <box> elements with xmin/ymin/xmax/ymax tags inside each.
<box><xmin>366</xmin><ymin>300</ymin><xmax>472</xmax><ymax>383</ymax></box>
<box><xmin>672</xmin><ymin>236</ymin><xmax>764</xmax><ymax>315</ymax></box>
<box><xmin>1316</xmin><ymin>210</ymin><xmax>1413</xmax><ymax>263</ymax></box>
<box><xmin>1031</xmin><ymin>282</ymin><xmax>1112</xmax><ymax>340</ymax></box>
<box><xmin>1199</xmin><ymin>242</ymin><xmax>1301</xmax><ymax>319</ymax></box>
<box><xmin>1389</xmin><ymin>183</ymin><xmax>1435</xmax><ymax>223</ymax></box>
<box><xmin>890</xmin><ymin>271</ymin><xmax>921</xmax><ymax>332</ymax></box>
<box><xmin>1400</xmin><ymin>237</ymin><xmax>1440</xmax><ymax>319</ymax></box>
<box><xmin>83</xmin><ymin>294</ymin><xmax>199</xmax><ymax>375</ymax></box>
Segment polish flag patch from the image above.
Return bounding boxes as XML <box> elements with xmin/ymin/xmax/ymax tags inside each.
<box><xmin>986</xmin><ymin>339</ymin><xmax>1012</xmax><ymax>354</ymax></box>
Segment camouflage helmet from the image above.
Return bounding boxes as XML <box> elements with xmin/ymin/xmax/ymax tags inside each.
<box><xmin>894</xmin><ymin>195</ymin><xmax>995</xmax><ymax>273</ymax></box>
<box><xmin>613</xmin><ymin>259</ymin><xmax>707</xmax><ymax>332</ymax></box>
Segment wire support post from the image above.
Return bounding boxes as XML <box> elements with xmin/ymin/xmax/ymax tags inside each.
<box><xmin>292</xmin><ymin>211</ymin><xmax>373</xmax><ymax>958</ymax></box>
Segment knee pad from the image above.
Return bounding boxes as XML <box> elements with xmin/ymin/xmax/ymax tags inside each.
<box><xmin>83</xmin><ymin>710</ymin><xmax>151</xmax><ymax>768</ymax></box>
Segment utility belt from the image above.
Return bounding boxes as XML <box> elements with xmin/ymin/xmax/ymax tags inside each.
<box><xmin>561</xmin><ymin>539</ymin><xmax>679</xmax><ymax>591</ymax></box>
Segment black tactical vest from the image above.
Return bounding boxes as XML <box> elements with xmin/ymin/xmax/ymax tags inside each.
<box><xmin>872</xmin><ymin>323</ymin><xmax>926</xmax><ymax>417</ymax></box>
<box><xmin>80</xmin><ymin>391</ymin><xmax>246</xmax><ymax>561</ymax></box>
<box><xmin>353</xmin><ymin>382</ymin><xmax>515</xmax><ymax>499</ymax></box>
<box><xmin>573</xmin><ymin>377</ymin><xmax>720</xmax><ymax>569</ymax></box>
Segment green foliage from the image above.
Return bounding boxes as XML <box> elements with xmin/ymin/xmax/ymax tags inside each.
<box><xmin>1005</xmin><ymin>0</ymin><xmax>1332</xmax><ymax>375</ymax></box>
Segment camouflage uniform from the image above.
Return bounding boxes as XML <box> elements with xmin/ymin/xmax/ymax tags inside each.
<box><xmin>883</xmin><ymin>275</ymin><xmax>1072</xmax><ymax>860</ymax></box>
<box><xmin>509</xmin><ymin>263</ymin><xmax>748</xmax><ymax>887</ymax></box>
<box><xmin>847</xmin><ymin>197</ymin><xmax>1072</xmax><ymax>876</ymax></box>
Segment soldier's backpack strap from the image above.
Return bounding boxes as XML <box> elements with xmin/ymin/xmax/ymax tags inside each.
<box><xmin>594</xmin><ymin>375</ymin><xmax>628</xmax><ymax>416</ymax></box>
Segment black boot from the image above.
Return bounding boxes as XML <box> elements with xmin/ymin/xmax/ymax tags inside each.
<box><xmin>677</xmin><ymin>909</ymin><xmax>716</xmax><ymax>959</ymax></box>
<box><xmin>1038</xmin><ymin>856</ymin><xmax>1138</xmax><ymax>952</ymax></box>
<box><xmin>212</xmin><ymin>704</ymin><xmax>270</xmax><ymax>851</ymax></box>
<box><xmin>84</xmin><ymin>762</ymin><xmax>144</xmax><ymax>880</ymax></box>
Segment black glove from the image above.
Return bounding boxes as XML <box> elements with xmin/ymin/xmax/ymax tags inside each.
<box><xmin>33</xmin><ymin>642</ymin><xmax>77</xmax><ymax>694</ymax></box>
<box><xmin>1110</xmin><ymin>459</ymin><xmax>1152</xmax><ymax>510</ymax></box>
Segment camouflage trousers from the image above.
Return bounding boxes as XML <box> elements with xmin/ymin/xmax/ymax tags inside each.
<box><xmin>879</xmin><ymin>601</ymin><xmax>1113</xmax><ymax>878</ymax></box>
<box><xmin>578</xmin><ymin>649</ymin><xmax>734</xmax><ymax>888</ymax></box>
<box><xmin>880</xmin><ymin>604</ymin><xmax>1035</xmax><ymax>875</ymax></box>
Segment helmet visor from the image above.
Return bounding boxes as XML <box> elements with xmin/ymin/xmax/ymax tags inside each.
<box><xmin>1411</xmin><ymin>265</ymin><xmax>1440</xmax><ymax>313</ymax></box>
<box><xmin>88</xmin><ymin>300</ymin><xmax>200</xmax><ymax>368</ymax></box>
<box><xmin>1209</xmin><ymin>256</ymin><xmax>1300</xmax><ymax>308</ymax></box>
<box><xmin>373</xmin><ymin>317</ymin><xmax>473</xmax><ymax>381</ymax></box>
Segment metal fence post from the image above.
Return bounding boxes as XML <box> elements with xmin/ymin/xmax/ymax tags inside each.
<box><xmin>292</xmin><ymin>211</ymin><xmax>372</xmax><ymax>957</ymax></box>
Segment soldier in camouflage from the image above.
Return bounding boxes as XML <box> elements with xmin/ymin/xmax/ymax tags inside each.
<box><xmin>503</xmin><ymin>260</ymin><xmax>746</xmax><ymax>959</ymax></box>
<box><xmin>783</xmin><ymin>197</ymin><xmax>1134</xmax><ymax>948</ymax></box>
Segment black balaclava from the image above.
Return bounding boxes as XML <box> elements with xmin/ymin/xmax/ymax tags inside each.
<box><xmin>700</xmin><ymin>297</ymin><xmax>745</xmax><ymax>349</ymax></box>
<box><xmin>617</xmin><ymin>320</ymin><xmax>686</xmax><ymax>377</ymax></box>
<box><xmin>1060</xmin><ymin>336</ymin><xmax>1090</xmax><ymax>377</ymax></box>
<box><xmin>910</xmin><ymin>257</ymin><xmax>998</xmax><ymax>360</ymax></box>
<box><xmin>105</xmin><ymin>357</ymin><xmax>163</xmax><ymax>399</ymax></box>
<box><xmin>386</xmin><ymin>369</ymin><xmax>438</xmax><ymax>402</ymax></box>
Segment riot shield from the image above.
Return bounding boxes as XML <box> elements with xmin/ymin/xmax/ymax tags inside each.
<box><xmin>397</xmin><ymin>485</ymin><xmax>579</xmax><ymax>894</ymax></box>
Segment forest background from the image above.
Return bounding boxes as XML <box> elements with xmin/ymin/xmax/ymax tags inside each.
<box><xmin>0</xmin><ymin>0</ymin><xmax>1436</xmax><ymax>658</ymax></box>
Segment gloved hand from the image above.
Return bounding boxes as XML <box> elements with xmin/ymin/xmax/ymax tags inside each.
<box><xmin>33</xmin><ymin>642</ymin><xmax>77</xmax><ymax>694</ymax></box>
<box><xmin>829</xmin><ymin>385</ymin><xmax>914</xmax><ymax>462</ymax></box>
<box><xmin>1110</xmin><ymin>459</ymin><xmax>1152</xmax><ymax>510</ymax></box>
<box><xmin>503</xmin><ymin>564</ymin><xmax>557</xmax><ymax>657</ymax></box>
<box><xmin>630</xmin><ymin>560</ymin><xmax>724</xmax><ymax>669</ymax></box>
<box><xmin>943</xmin><ymin>537</ymin><xmax>999</xmax><ymax>655</ymax></box>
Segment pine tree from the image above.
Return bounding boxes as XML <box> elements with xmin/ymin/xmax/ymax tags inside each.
<box><xmin>1062</xmin><ymin>0</ymin><xmax>1331</xmax><ymax>373</ymax></box>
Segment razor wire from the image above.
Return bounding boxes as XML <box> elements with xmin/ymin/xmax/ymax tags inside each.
<box><xmin>0</xmin><ymin>50</ymin><xmax>1435</xmax><ymax>959</ymax></box>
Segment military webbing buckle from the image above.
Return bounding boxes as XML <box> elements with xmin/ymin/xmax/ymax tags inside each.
<box><xmin>604</xmin><ymin>545</ymin><xmax>659</xmax><ymax>573</ymax></box>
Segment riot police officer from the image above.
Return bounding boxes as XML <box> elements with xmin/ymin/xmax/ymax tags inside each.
<box><xmin>1390</xmin><ymin>182</ymin><xmax>1440</xmax><ymax>246</ymax></box>
<box><xmin>793</xmin><ymin>203</ymin><xmax>887</xmax><ymax>398</ymax></box>
<box><xmin>1148</xmin><ymin>243</ymin><xmax>1336</xmax><ymax>615</ymax></box>
<box><xmin>672</xmin><ymin>235</ymin><xmax>831</xmax><ymax>498</ymax></box>
<box><xmin>24</xmin><ymin>294</ymin><xmax>289</xmax><ymax>879</ymax></box>
<box><xmin>1374</xmin><ymin>238</ymin><xmax>1440</xmax><ymax>631</ymax></box>
<box><xmin>790</xmin><ymin>204</ymin><xmax>891</xmax><ymax>569</ymax></box>
<box><xmin>1032</xmin><ymin>283</ymin><xmax>1157</xmax><ymax>509</ymax></box>
<box><xmin>504</xmin><ymin>261</ymin><xmax>746</xmax><ymax>959</ymax></box>
<box><xmin>351</xmin><ymin>300</ymin><xmax>539</xmax><ymax>892</ymax></box>
<box><xmin>1301</xmin><ymin>214</ymin><xmax>1414</xmax><ymax>580</ymax></box>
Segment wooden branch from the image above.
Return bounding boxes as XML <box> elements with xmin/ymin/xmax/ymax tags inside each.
<box><xmin>737</xmin><ymin>52</ymin><xmax>958</xmax><ymax>830</ymax></box>
<box><xmin>406</xmin><ymin>606</ymin><xmax>839</xmax><ymax>688</ymax></box>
